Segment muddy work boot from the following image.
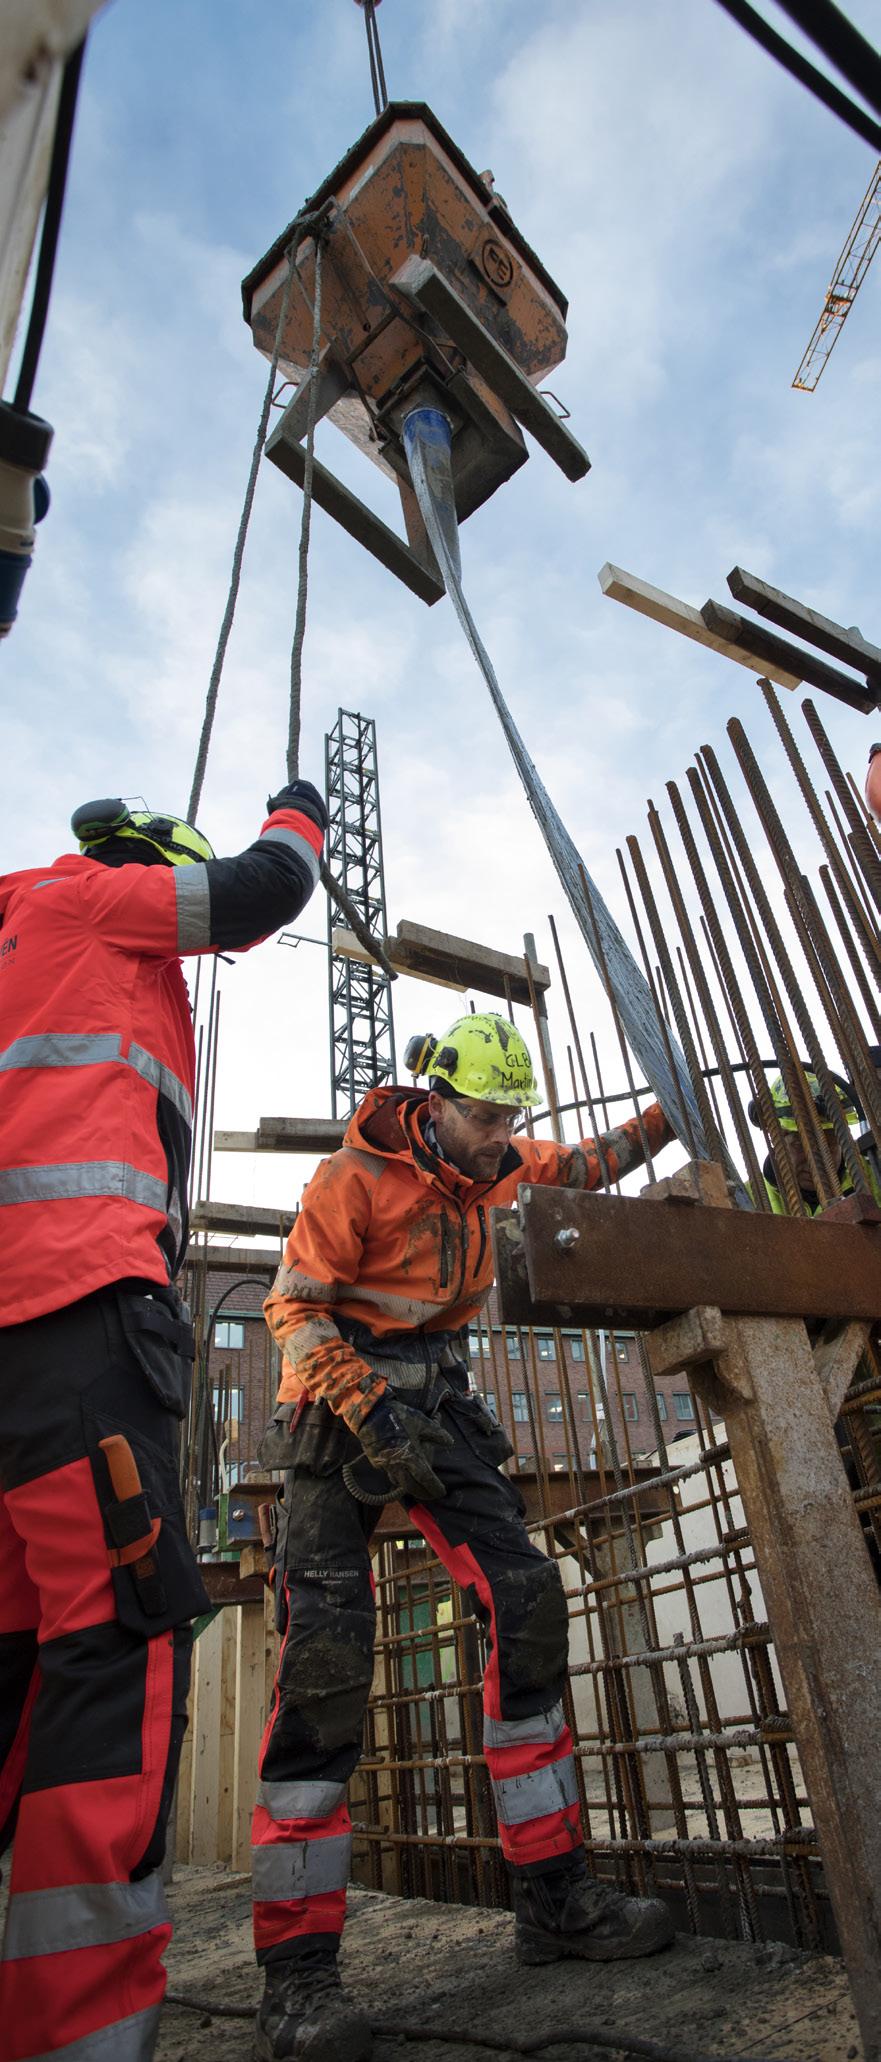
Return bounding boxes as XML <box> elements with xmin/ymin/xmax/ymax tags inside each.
<box><xmin>513</xmin><ymin>1853</ymin><xmax>675</xmax><ymax>1965</ymax></box>
<box><xmin>255</xmin><ymin>1944</ymin><xmax>372</xmax><ymax>2061</ymax></box>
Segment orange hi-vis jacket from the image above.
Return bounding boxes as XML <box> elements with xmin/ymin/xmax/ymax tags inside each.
<box><xmin>265</xmin><ymin>1087</ymin><xmax>672</xmax><ymax>1431</ymax></box>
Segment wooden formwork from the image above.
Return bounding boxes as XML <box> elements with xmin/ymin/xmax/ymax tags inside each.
<box><xmin>176</xmin><ymin>1591</ymin><xmax>279</xmax><ymax>1870</ymax></box>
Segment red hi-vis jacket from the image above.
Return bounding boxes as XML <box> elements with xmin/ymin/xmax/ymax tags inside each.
<box><xmin>265</xmin><ymin>1087</ymin><xmax>673</xmax><ymax>1430</ymax></box>
<box><xmin>0</xmin><ymin>805</ymin><xmax>322</xmax><ymax>1326</ymax></box>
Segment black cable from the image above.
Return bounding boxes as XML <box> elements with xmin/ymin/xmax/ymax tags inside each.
<box><xmin>774</xmin><ymin>0</ymin><xmax>881</xmax><ymax>119</ymax></box>
<box><xmin>711</xmin><ymin>0</ymin><xmax>881</xmax><ymax>149</ymax></box>
<box><xmin>12</xmin><ymin>36</ymin><xmax>87</xmax><ymax>413</ymax></box>
<box><xmin>357</xmin><ymin>0</ymin><xmax>389</xmax><ymax>118</ymax></box>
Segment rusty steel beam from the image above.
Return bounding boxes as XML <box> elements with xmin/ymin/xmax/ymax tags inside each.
<box><xmin>492</xmin><ymin>1180</ymin><xmax>881</xmax><ymax>1328</ymax></box>
<box><xmin>646</xmin><ymin>1299</ymin><xmax>881</xmax><ymax>2062</ymax></box>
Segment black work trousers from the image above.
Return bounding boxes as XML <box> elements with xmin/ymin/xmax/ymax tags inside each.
<box><xmin>0</xmin><ymin>1283</ymin><xmax>208</xmax><ymax>2062</ymax></box>
<box><xmin>251</xmin><ymin>1375</ymin><xmax>582</xmax><ymax>1966</ymax></box>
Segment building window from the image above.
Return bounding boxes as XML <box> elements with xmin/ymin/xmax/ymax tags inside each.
<box><xmin>469</xmin><ymin>1328</ymin><xmax>491</xmax><ymax>1357</ymax></box>
<box><xmin>505</xmin><ymin>1329</ymin><xmax>521</xmax><ymax>1358</ymax></box>
<box><xmin>655</xmin><ymin>1392</ymin><xmax>668</xmax><ymax>1421</ymax></box>
<box><xmin>483</xmin><ymin>1390</ymin><xmax>496</xmax><ymax>1415</ymax></box>
<box><xmin>215</xmin><ymin>1319</ymin><xmax>245</xmax><ymax>1351</ymax></box>
<box><xmin>674</xmin><ymin>1392</ymin><xmax>695</xmax><ymax>1421</ymax></box>
<box><xmin>212</xmin><ymin>1384</ymin><xmax>243</xmax><ymax>1422</ymax></box>
<box><xmin>568</xmin><ymin>1336</ymin><xmax>585</xmax><ymax>1362</ymax></box>
<box><xmin>622</xmin><ymin>1393</ymin><xmax>639</xmax><ymax>1421</ymax></box>
<box><xmin>615</xmin><ymin>1340</ymin><xmax>630</xmax><ymax>1363</ymax></box>
<box><xmin>517</xmin><ymin>1454</ymin><xmax>531</xmax><ymax>1470</ymax></box>
<box><xmin>512</xmin><ymin>1392</ymin><xmax>529</xmax><ymax>1423</ymax></box>
<box><xmin>536</xmin><ymin>1335</ymin><xmax>556</xmax><ymax>1362</ymax></box>
<box><xmin>546</xmin><ymin>1393</ymin><xmax>563</xmax><ymax>1421</ymax></box>
<box><xmin>577</xmin><ymin>1391</ymin><xmax>590</xmax><ymax>1410</ymax></box>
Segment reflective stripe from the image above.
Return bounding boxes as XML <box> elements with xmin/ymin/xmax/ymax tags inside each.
<box><xmin>260</xmin><ymin>824</ymin><xmax>320</xmax><ymax>886</ymax></box>
<box><xmin>0</xmin><ymin>1034</ymin><xmax>121</xmax><ymax>1072</ymax></box>
<box><xmin>26</xmin><ymin>2005</ymin><xmax>161</xmax><ymax>2062</ymax></box>
<box><xmin>284</xmin><ymin>1318</ymin><xmax>341</xmax><ymax>1367</ymax></box>
<box><xmin>0</xmin><ymin>1162</ymin><xmax>167</xmax><ymax>1211</ymax></box>
<box><xmin>492</xmin><ymin>1756</ymin><xmax>578</xmax><ymax>1827</ymax></box>
<box><xmin>126</xmin><ymin>1042</ymin><xmax>193</xmax><ymax>1124</ymax></box>
<box><xmin>356</xmin><ymin>1285</ymin><xmax>446</xmax><ymax>1323</ymax></box>
<box><xmin>251</xmin><ymin>1831</ymin><xmax>351</xmax><ymax>1902</ymax></box>
<box><xmin>0</xmin><ymin>1032</ymin><xmax>193</xmax><ymax>1126</ymax></box>
<box><xmin>3</xmin><ymin>1872</ymin><xmax>169</xmax><ymax>1960</ymax></box>
<box><xmin>484</xmin><ymin>1702</ymin><xmax>565</xmax><ymax>1751</ymax></box>
<box><xmin>258</xmin><ymin>1779</ymin><xmax>345</xmax><ymax>1822</ymax></box>
<box><xmin>175</xmin><ymin>863</ymin><xmax>211</xmax><ymax>952</ymax></box>
<box><xmin>565</xmin><ymin>1145</ymin><xmax>589</xmax><ymax>1189</ymax></box>
<box><xmin>270</xmin><ymin>1263</ymin><xmax>339</xmax><ymax>1304</ymax></box>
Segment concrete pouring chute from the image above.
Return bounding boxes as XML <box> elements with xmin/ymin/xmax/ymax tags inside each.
<box><xmin>241</xmin><ymin>101</ymin><xmax>589</xmax><ymax>605</ymax></box>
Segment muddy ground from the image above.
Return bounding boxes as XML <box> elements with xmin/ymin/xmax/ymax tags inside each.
<box><xmin>156</xmin><ymin>1866</ymin><xmax>862</xmax><ymax>2062</ymax></box>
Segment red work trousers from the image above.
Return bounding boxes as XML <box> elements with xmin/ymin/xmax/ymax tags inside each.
<box><xmin>0</xmin><ymin>1284</ymin><xmax>208</xmax><ymax>2061</ymax></box>
<box><xmin>251</xmin><ymin>1377</ymin><xmax>580</xmax><ymax>1966</ymax></box>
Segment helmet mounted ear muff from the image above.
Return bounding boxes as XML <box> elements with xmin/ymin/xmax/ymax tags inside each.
<box><xmin>72</xmin><ymin>797</ymin><xmax>215</xmax><ymax>867</ymax></box>
<box><xmin>404</xmin><ymin>1033</ymin><xmax>438</xmax><ymax>1077</ymax></box>
<box><xmin>70</xmin><ymin>798</ymin><xmax>131</xmax><ymax>843</ymax></box>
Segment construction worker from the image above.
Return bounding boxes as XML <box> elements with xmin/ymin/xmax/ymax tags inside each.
<box><xmin>255</xmin><ymin>1014</ymin><xmax>677</xmax><ymax>2062</ymax></box>
<box><xmin>0</xmin><ymin>782</ymin><xmax>326</xmax><ymax>2062</ymax></box>
<box><xmin>750</xmin><ymin>1068</ymin><xmax>881</xmax><ymax>1213</ymax></box>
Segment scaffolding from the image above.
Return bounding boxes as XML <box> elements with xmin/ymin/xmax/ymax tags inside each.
<box><xmin>324</xmin><ymin>707</ymin><xmax>397</xmax><ymax>1116</ymax></box>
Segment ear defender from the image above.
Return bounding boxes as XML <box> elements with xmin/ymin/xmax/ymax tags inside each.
<box><xmin>70</xmin><ymin>798</ymin><xmax>131</xmax><ymax>843</ymax></box>
<box><xmin>404</xmin><ymin>1033</ymin><xmax>437</xmax><ymax>1077</ymax></box>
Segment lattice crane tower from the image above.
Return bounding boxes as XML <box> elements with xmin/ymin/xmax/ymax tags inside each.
<box><xmin>793</xmin><ymin>159</ymin><xmax>881</xmax><ymax>391</ymax></box>
<box><xmin>324</xmin><ymin>709</ymin><xmax>397</xmax><ymax>1116</ymax></box>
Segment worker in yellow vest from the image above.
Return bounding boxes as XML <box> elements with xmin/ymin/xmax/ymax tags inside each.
<box><xmin>749</xmin><ymin>1068</ymin><xmax>881</xmax><ymax>1214</ymax></box>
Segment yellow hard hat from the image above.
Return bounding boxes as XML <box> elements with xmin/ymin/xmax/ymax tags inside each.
<box><xmin>767</xmin><ymin>1070</ymin><xmax>859</xmax><ymax>1133</ymax></box>
<box><xmin>404</xmin><ymin>1013</ymin><xmax>540</xmax><ymax>1109</ymax></box>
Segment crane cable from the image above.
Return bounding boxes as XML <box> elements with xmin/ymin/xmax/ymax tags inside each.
<box><xmin>354</xmin><ymin>0</ymin><xmax>390</xmax><ymax>118</ymax></box>
<box><xmin>187</xmin><ymin>217</ymin><xmax>396</xmax><ymax>981</ymax></box>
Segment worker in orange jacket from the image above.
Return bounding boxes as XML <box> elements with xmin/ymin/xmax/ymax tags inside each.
<box><xmin>0</xmin><ymin>782</ymin><xmax>325</xmax><ymax>2062</ymax></box>
<box><xmin>254</xmin><ymin>1013</ymin><xmax>676</xmax><ymax>2062</ymax></box>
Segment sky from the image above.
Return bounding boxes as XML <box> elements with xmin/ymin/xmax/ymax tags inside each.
<box><xmin>5</xmin><ymin>0</ymin><xmax>881</xmax><ymax>1222</ymax></box>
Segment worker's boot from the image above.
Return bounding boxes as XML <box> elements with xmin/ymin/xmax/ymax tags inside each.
<box><xmin>255</xmin><ymin>1944</ymin><xmax>372</xmax><ymax>2061</ymax></box>
<box><xmin>513</xmin><ymin>1852</ymin><xmax>675</xmax><ymax>1965</ymax></box>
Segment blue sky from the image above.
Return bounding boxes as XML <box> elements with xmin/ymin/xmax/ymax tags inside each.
<box><xmin>6</xmin><ymin>0</ymin><xmax>881</xmax><ymax>1214</ymax></box>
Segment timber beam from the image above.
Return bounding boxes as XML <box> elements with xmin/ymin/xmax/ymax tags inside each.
<box><xmin>191</xmin><ymin>1201</ymin><xmax>297</xmax><ymax>1239</ymax></box>
<box><xmin>213</xmin><ymin>1118</ymin><xmax>346</xmax><ymax>1156</ymax></box>
<box><xmin>332</xmin><ymin>916</ymin><xmax>551</xmax><ymax>1005</ymax></box>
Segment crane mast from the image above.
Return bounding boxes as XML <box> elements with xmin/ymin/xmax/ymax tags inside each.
<box><xmin>793</xmin><ymin>158</ymin><xmax>881</xmax><ymax>391</ymax></box>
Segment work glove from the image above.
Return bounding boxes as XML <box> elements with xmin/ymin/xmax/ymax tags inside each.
<box><xmin>357</xmin><ymin>1395</ymin><xmax>455</xmax><ymax>1503</ymax></box>
<box><xmin>266</xmin><ymin>779</ymin><xmax>328</xmax><ymax>834</ymax></box>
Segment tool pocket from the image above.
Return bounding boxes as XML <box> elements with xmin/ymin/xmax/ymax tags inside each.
<box><xmin>85</xmin><ymin>1410</ymin><xmax>209</xmax><ymax>1637</ymax></box>
<box><xmin>117</xmin><ymin>1289</ymin><xmax>195</xmax><ymax>1419</ymax></box>
<box><xmin>445</xmin><ymin>1389</ymin><xmax>515</xmax><ymax>1468</ymax></box>
<box><xmin>289</xmin><ymin>1398</ymin><xmax>361</xmax><ymax>1477</ymax></box>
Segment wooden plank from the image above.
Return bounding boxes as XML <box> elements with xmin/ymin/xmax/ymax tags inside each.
<box><xmin>728</xmin><ymin>565</ymin><xmax>881</xmax><ymax>681</ymax></box>
<box><xmin>216</xmin><ymin>1608</ymin><xmax>238</xmax><ymax>1865</ymax></box>
<box><xmin>331</xmin><ymin>925</ymin><xmax>466</xmax><ymax>995</ymax></box>
<box><xmin>185</xmin><ymin>1241</ymin><xmax>281</xmax><ymax>1275</ymax></box>
<box><xmin>701</xmin><ymin>599</ymin><xmax>877</xmax><ymax>714</ymax></box>
<box><xmin>191</xmin><ymin>1200</ymin><xmax>297</xmax><ymax>1236</ymax></box>
<box><xmin>214</xmin><ymin>1127</ymin><xmax>342</xmax><ymax>1157</ymax></box>
<box><xmin>598</xmin><ymin>562</ymin><xmax>802</xmax><ymax>689</ymax></box>
<box><xmin>189</xmin><ymin>1609</ymin><xmax>225</xmax><ymax>1866</ymax></box>
<box><xmin>331</xmin><ymin>917</ymin><xmax>550</xmax><ymax>1003</ymax></box>
<box><xmin>232</xmin><ymin>1600</ymin><xmax>269</xmax><ymax>1871</ymax></box>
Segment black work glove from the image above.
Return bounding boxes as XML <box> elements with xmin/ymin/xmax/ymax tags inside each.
<box><xmin>357</xmin><ymin>1395</ymin><xmax>455</xmax><ymax>1502</ymax></box>
<box><xmin>266</xmin><ymin>779</ymin><xmax>328</xmax><ymax>834</ymax></box>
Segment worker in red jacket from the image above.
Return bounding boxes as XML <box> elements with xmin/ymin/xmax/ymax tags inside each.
<box><xmin>0</xmin><ymin>782</ymin><xmax>326</xmax><ymax>2062</ymax></box>
<box><xmin>255</xmin><ymin>1014</ymin><xmax>676</xmax><ymax>2062</ymax></box>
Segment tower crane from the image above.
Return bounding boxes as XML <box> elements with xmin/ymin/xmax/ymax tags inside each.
<box><xmin>792</xmin><ymin>157</ymin><xmax>881</xmax><ymax>390</ymax></box>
